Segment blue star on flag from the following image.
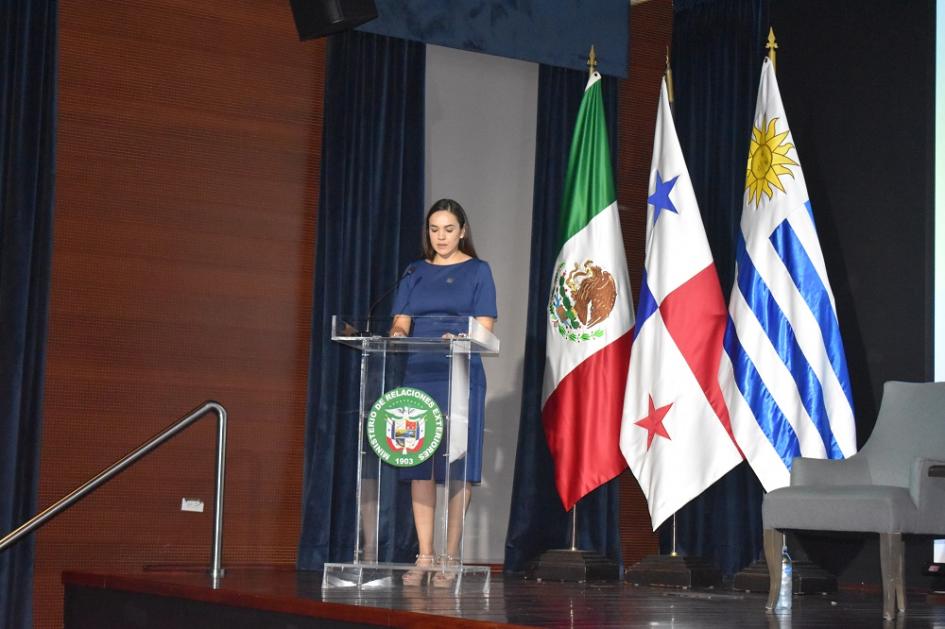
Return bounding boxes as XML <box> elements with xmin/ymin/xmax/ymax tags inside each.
<box><xmin>648</xmin><ymin>171</ymin><xmax>679</xmax><ymax>224</ymax></box>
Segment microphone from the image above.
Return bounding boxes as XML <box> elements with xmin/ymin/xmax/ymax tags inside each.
<box><xmin>366</xmin><ymin>265</ymin><xmax>416</xmax><ymax>334</ymax></box>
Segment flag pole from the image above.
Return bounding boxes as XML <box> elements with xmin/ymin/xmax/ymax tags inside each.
<box><xmin>664</xmin><ymin>47</ymin><xmax>674</xmax><ymax>107</ymax></box>
<box><xmin>570</xmin><ymin>507</ymin><xmax>578</xmax><ymax>551</ymax></box>
<box><xmin>527</xmin><ymin>44</ymin><xmax>620</xmax><ymax>583</ymax></box>
<box><xmin>664</xmin><ymin>50</ymin><xmax>680</xmax><ymax>559</ymax></box>
<box><xmin>568</xmin><ymin>32</ymin><xmax>589</xmax><ymax>559</ymax></box>
<box><xmin>561</xmin><ymin>41</ymin><xmax>608</xmax><ymax>562</ymax></box>
<box><xmin>729</xmin><ymin>30</ymin><xmax>837</xmax><ymax>595</ymax></box>
<box><xmin>565</xmin><ymin>44</ymin><xmax>596</xmax><ymax>555</ymax></box>
<box><xmin>624</xmin><ymin>49</ymin><xmax>723</xmax><ymax>588</ymax></box>
<box><xmin>567</xmin><ymin>41</ymin><xmax>595</xmax><ymax>557</ymax></box>
<box><xmin>768</xmin><ymin>30</ymin><xmax>782</xmax><ymax>578</ymax></box>
<box><xmin>766</xmin><ymin>27</ymin><xmax>778</xmax><ymax>71</ymax></box>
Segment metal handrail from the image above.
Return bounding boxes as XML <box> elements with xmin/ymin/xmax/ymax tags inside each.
<box><xmin>0</xmin><ymin>401</ymin><xmax>228</xmax><ymax>580</ymax></box>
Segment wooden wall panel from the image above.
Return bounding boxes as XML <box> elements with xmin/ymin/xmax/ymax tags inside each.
<box><xmin>36</xmin><ymin>1</ymin><xmax>325</xmax><ymax>626</ymax></box>
<box><xmin>33</xmin><ymin>0</ymin><xmax>677</xmax><ymax>623</ymax></box>
<box><xmin>616</xmin><ymin>0</ymin><xmax>674</xmax><ymax>566</ymax></box>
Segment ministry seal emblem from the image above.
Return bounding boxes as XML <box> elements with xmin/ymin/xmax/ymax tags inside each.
<box><xmin>548</xmin><ymin>259</ymin><xmax>617</xmax><ymax>342</ymax></box>
<box><xmin>366</xmin><ymin>387</ymin><xmax>443</xmax><ymax>467</ymax></box>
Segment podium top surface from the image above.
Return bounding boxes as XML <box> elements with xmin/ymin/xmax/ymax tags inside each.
<box><xmin>331</xmin><ymin>316</ymin><xmax>500</xmax><ymax>355</ymax></box>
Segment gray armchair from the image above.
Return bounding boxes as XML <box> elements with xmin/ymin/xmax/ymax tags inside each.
<box><xmin>762</xmin><ymin>381</ymin><xmax>945</xmax><ymax>620</ymax></box>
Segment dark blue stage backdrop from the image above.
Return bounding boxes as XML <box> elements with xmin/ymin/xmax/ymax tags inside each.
<box><xmin>665</xmin><ymin>0</ymin><xmax>769</xmax><ymax>577</ymax></box>
<box><xmin>359</xmin><ymin>0</ymin><xmax>629</xmax><ymax>78</ymax></box>
<box><xmin>666</xmin><ymin>0</ymin><xmax>935</xmax><ymax>583</ymax></box>
<box><xmin>766</xmin><ymin>0</ymin><xmax>934</xmax><ymax>586</ymax></box>
<box><xmin>297</xmin><ymin>30</ymin><xmax>426</xmax><ymax>571</ymax></box>
<box><xmin>299</xmin><ymin>0</ymin><xmax>936</xmax><ymax>587</ymax></box>
<box><xmin>0</xmin><ymin>1</ymin><xmax>58</xmax><ymax>627</ymax></box>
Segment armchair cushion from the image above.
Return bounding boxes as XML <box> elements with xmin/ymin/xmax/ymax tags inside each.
<box><xmin>790</xmin><ymin>455</ymin><xmax>869</xmax><ymax>487</ymax></box>
<box><xmin>763</xmin><ymin>485</ymin><xmax>916</xmax><ymax>534</ymax></box>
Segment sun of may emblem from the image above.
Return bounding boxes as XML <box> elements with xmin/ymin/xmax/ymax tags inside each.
<box><xmin>548</xmin><ymin>259</ymin><xmax>617</xmax><ymax>342</ymax></box>
<box><xmin>745</xmin><ymin>116</ymin><xmax>799</xmax><ymax>207</ymax></box>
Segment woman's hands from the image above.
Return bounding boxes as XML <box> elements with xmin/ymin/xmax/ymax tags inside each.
<box><xmin>390</xmin><ymin>314</ymin><xmax>411</xmax><ymax>337</ymax></box>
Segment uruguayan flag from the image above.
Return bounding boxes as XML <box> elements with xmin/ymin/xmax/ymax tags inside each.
<box><xmin>719</xmin><ymin>58</ymin><xmax>857</xmax><ymax>491</ymax></box>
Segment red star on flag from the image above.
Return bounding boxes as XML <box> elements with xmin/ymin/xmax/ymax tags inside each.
<box><xmin>635</xmin><ymin>395</ymin><xmax>673</xmax><ymax>450</ymax></box>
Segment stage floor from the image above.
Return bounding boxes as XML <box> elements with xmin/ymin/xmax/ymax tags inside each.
<box><xmin>63</xmin><ymin>566</ymin><xmax>945</xmax><ymax>628</ymax></box>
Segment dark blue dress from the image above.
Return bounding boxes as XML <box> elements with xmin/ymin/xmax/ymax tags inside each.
<box><xmin>391</xmin><ymin>258</ymin><xmax>498</xmax><ymax>483</ymax></box>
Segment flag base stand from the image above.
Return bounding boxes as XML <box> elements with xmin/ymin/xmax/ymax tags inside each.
<box><xmin>732</xmin><ymin>559</ymin><xmax>837</xmax><ymax>594</ymax></box>
<box><xmin>625</xmin><ymin>554</ymin><xmax>721</xmax><ymax>589</ymax></box>
<box><xmin>525</xmin><ymin>549</ymin><xmax>620</xmax><ymax>582</ymax></box>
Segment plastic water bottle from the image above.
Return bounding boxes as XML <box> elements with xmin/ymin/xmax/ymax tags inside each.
<box><xmin>776</xmin><ymin>548</ymin><xmax>793</xmax><ymax>612</ymax></box>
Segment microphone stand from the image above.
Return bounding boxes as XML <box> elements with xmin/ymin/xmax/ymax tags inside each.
<box><xmin>365</xmin><ymin>266</ymin><xmax>415</xmax><ymax>335</ymax></box>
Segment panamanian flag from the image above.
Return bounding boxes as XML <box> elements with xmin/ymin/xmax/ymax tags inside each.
<box><xmin>620</xmin><ymin>77</ymin><xmax>743</xmax><ymax>529</ymax></box>
<box><xmin>719</xmin><ymin>58</ymin><xmax>857</xmax><ymax>491</ymax></box>
<box><xmin>542</xmin><ymin>71</ymin><xmax>634</xmax><ymax>511</ymax></box>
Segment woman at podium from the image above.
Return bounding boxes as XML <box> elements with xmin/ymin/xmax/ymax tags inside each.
<box><xmin>390</xmin><ymin>198</ymin><xmax>497</xmax><ymax>585</ymax></box>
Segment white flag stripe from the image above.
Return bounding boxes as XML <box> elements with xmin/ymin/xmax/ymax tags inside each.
<box><xmin>753</xmin><ymin>213</ymin><xmax>856</xmax><ymax>424</ymax></box>
<box><xmin>542</xmin><ymin>201</ymin><xmax>633</xmax><ymax>404</ymax></box>
<box><xmin>786</xmin><ymin>209</ymin><xmax>837</xmax><ymax>311</ymax></box>
<box><xmin>728</xmin><ymin>287</ymin><xmax>828</xmax><ymax>458</ymax></box>
<box><xmin>826</xmin><ymin>386</ymin><xmax>856</xmax><ymax>455</ymax></box>
<box><xmin>749</xmin><ymin>230</ymin><xmax>855</xmax><ymax>450</ymax></box>
<box><xmin>739</xmin><ymin>206</ymin><xmax>856</xmax><ymax>458</ymax></box>
<box><xmin>718</xmin><ymin>353</ymin><xmax>791</xmax><ymax>490</ymax></box>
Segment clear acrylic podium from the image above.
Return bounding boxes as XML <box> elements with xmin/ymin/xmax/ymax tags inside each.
<box><xmin>322</xmin><ymin>315</ymin><xmax>499</xmax><ymax>593</ymax></box>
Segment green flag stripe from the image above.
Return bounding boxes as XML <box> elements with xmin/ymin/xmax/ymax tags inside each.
<box><xmin>556</xmin><ymin>78</ymin><xmax>617</xmax><ymax>250</ymax></box>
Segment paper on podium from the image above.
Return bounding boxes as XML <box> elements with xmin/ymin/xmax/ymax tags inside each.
<box><xmin>448</xmin><ymin>341</ymin><xmax>470</xmax><ymax>463</ymax></box>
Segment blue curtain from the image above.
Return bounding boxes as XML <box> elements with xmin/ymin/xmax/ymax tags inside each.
<box><xmin>665</xmin><ymin>0</ymin><xmax>768</xmax><ymax>576</ymax></box>
<box><xmin>297</xmin><ymin>31</ymin><xmax>426</xmax><ymax>571</ymax></box>
<box><xmin>504</xmin><ymin>65</ymin><xmax>622</xmax><ymax>572</ymax></box>
<box><xmin>359</xmin><ymin>0</ymin><xmax>629</xmax><ymax>78</ymax></box>
<box><xmin>0</xmin><ymin>1</ymin><xmax>58</xmax><ymax>627</ymax></box>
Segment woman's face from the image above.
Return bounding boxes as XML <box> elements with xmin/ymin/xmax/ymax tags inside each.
<box><xmin>428</xmin><ymin>210</ymin><xmax>465</xmax><ymax>260</ymax></box>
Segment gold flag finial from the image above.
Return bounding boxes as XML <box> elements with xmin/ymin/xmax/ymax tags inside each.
<box><xmin>766</xmin><ymin>27</ymin><xmax>778</xmax><ymax>71</ymax></box>
<box><xmin>665</xmin><ymin>46</ymin><xmax>674</xmax><ymax>106</ymax></box>
<box><xmin>587</xmin><ymin>45</ymin><xmax>598</xmax><ymax>77</ymax></box>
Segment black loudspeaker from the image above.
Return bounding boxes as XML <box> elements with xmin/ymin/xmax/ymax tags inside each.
<box><xmin>288</xmin><ymin>0</ymin><xmax>378</xmax><ymax>40</ymax></box>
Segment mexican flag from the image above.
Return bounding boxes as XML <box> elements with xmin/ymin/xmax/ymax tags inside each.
<box><xmin>542</xmin><ymin>72</ymin><xmax>635</xmax><ymax>512</ymax></box>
